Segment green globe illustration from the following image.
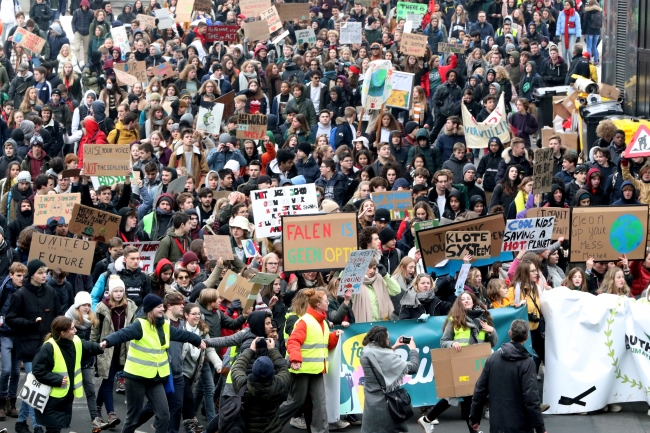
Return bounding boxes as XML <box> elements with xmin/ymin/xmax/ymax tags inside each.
<box><xmin>225</xmin><ymin>273</ymin><xmax>238</xmax><ymax>287</ymax></box>
<box><xmin>610</xmin><ymin>214</ymin><xmax>644</xmax><ymax>253</ymax></box>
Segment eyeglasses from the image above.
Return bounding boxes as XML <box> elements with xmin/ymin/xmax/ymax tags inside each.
<box><xmin>177</xmin><ymin>275</ymin><xmax>190</xmax><ymax>280</ymax></box>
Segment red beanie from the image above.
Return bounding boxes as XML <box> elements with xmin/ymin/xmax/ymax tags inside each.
<box><xmin>182</xmin><ymin>251</ymin><xmax>199</xmax><ymax>268</ymax></box>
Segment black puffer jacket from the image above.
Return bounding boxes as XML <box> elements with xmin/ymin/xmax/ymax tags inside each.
<box><xmin>477</xmin><ymin>137</ymin><xmax>504</xmax><ymax>192</ymax></box>
<box><xmin>6</xmin><ymin>280</ymin><xmax>62</xmax><ymax>361</ymax></box>
<box><xmin>116</xmin><ymin>266</ymin><xmax>151</xmax><ymax>307</ymax></box>
<box><xmin>432</xmin><ymin>81</ymin><xmax>462</xmax><ymax>118</ymax></box>
<box><xmin>231</xmin><ymin>347</ymin><xmax>291</xmax><ymax>433</ymax></box>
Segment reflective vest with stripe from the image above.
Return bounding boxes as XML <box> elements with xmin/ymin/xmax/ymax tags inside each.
<box><xmin>284</xmin><ymin>312</ymin><xmax>297</xmax><ymax>340</ymax></box>
<box><xmin>449</xmin><ymin>318</ymin><xmax>486</xmax><ymax>346</ymax></box>
<box><xmin>293</xmin><ymin>313</ymin><xmax>329</xmax><ymax>375</ymax></box>
<box><xmin>124</xmin><ymin>318</ymin><xmax>171</xmax><ymax>379</ymax></box>
<box><xmin>225</xmin><ymin>345</ymin><xmax>238</xmax><ymax>385</ymax></box>
<box><xmin>46</xmin><ymin>336</ymin><xmax>83</xmax><ymax>398</ymax></box>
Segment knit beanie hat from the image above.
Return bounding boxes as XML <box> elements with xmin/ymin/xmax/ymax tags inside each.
<box><xmin>297</xmin><ymin>141</ymin><xmax>312</xmax><ymax>155</ymax></box>
<box><xmin>108</xmin><ymin>274</ymin><xmax>125</xmax><ymax>295</ymax></box>
<box><xmin>463</xmin><ymin>163</ymin><xmax>477</xmax><ymax>175</ymax></box>
<box><xmin>379</xmin><ymin>227</ymin><xmax>396</xmax><ymax>245</ymax></box>
<box><xmin>142</xmin><ymin>294</ymin><xmax>164</xmax><ymax>313</ymax></box>
<box><xmin>250</xmin><ymin>356</ymin><xmax>274</xmax><ymax>383</ymax></box>
<box><xmin>27</xmin><ymin>259</ymin><xmax>47</xmax><ymax>279</ymax></box>
<box><xmin>16</xmin><ymin>171</ymin><xmax>31</xmax><ymax>183</ymax></box>
<box><xmin>181</xmin><ymin>251</ymin><xmax>199</xmax><ymax>268</ymax></box>
<box><xmin>74</xmin><ymin>291</ymin><xmax>92</xmax><ymax>308</ymax></box>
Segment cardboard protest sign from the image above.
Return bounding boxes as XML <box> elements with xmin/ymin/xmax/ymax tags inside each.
<box><xmin>236</xmin><ymin>113</ymin><xmax>268</xmax><ymax>139</ymax></box>
<box><xmin>337</xmin><ymin>249</ymin><xmax>375</xmax><ymax>295</ymax></box>
<box><xmin>114</xmin><ymin>61</ymin><xmax>147</xmax><ymax>83</ymax></box>
<box><xmin>260</xmin><ymin>5</ymin><xmax>282</xmax><ymax>33</ymax></box>
<box><xmin>396</xmin><ymin>1</ymin><xmax>428</xmax><ymax>20</ymax></box>
<box><xmin>137</xmin><ymin>14</ymin><xmax>156</xmax><ymax>30</ymax></box>
<box><xmin>123</xmin><ymin>241</ymin><xmax>160</xmax><ymax>273</ymax></box>
<box><xmin>240</xmin><ymin>0</ymin><xmax>271</xmax><ymax>18</ymax></box>
<box><xmin>370</xmin><ymin>190</ymin><xmax>413</xmax><ymax>219</ymax></box>
<box><xmin>243</xmin><ymin>20</ymin><xmax>271</xmax><ymax>41</ymax></box>
<box><xmin>217</xmin><ymin>270</ymin><xmax>261</xmax><ymax>310</ymax></box>
<box><xmin>400</xmin><ymin>33</ymin><xmax>427</xmax><ymax>56</ymax></box>
<box><xmin>281</xmin><ymin>212</ymin><xmax>357</xmax><ymax>271</ymax></box>
<box><xmin>13</xmin><ymin>27</ymin><xmax>45</xmax><ymax>53</ymax></box>
<box><xmin>339</xmin><ymin>22</ymin><xmax>362</xmax><ymax>44</ymax></box>
<box><xmin>296</xmin><ymin>28</ymin><xmax>316</xmax><ymax>45</ymax></box>
<box><xmin>197</xmin><ymin>104</ymin><xmax>224</xmax><ymax>134</ymax></box>
<box><xmin>502</xmin><ymin>217</ymin><xmax>556</xmax><ymax>252</ymax></box>
<box><xmin>33</xmin><ymin>193</ymin><xmax>80</xmax><ymax>226</ymax></box>
<box><xmin>206</xmin><ymin>25</ymin><xmax>239</xmax><ymax>43</ymax></box>
<box><xmin>154</xmin><ymin>62</ymin><xmax>175</xmax><ymax>79</ymax></box>
<box><xmin>114</xmin><ymin>69</ymin><xmax>139</xmax><ymax>87</ymax></box>
<box><xmin>174</xmin><ymin>0</ymin><xmax>194</xmax><ymax>22</ymax></box>
<box><xmin>461</xmin><ymin>94</ymin><xmax>510</xmax><ymax>148</ymax></box>
<box><xmin>19</xmin><ymin>373</ymin><xmax>50</xmax><ymax>413</ymax></box>
<box><xmin>154</xmin><ymin>9</ymin><xmax>174</xmax><ymax>29</ymax></box>
<box><xmin>527</xmin><ymin>207</ymin><xmax>569</xmax><ymax>240</ymax></box>
<box><xmin>249</xmin><ymin>272</ymin><xmax>279</xmax><ymax>285</ymax></box>
<box><xmin>430</xmin><ymin>344</ymin><xmax>492</xmax><ymax>398</ymax></box>
<box><xmin>204</xmin><ymin>235</ymin><xmax>234</xmax><ymax>261</ymax></box>
<box><xmin>68</xmin><ymin>204</ymin><xmax>122</xmax><ymax>243</ymax></box>
<box><xmin>416</xmin><ymin>213</ymin><xmax>508</xmax><ymax>273</ymax></box>
<box><xmin>276</xmin><ymin>2</ymin><xmax>310</xmax><ymax>22</ymax></box>
<box><xmin>624</xmin><ymin>124</ymin><xmax>650</xmax><ymax>158</ymax></box>
<box><xmin>251</xmin><ymin>185</ymin><xmax>319</xmax><ymax>238</ymax></box>
<box><xmin>216</xmin><ymin>91</ymin><xmax>236</xmax><ymax>119</ymax></box>
<box><xmin>413</xmin><ymin>220</ymin><xmax>439</xmax><ymax>249</ymax></box>
<box><xmin>437</xmin><ymin>42</ymin><xmax>465</xmax><ymax>54</ymax></box>
<box><xmin>29</xmin><ymin>233</ymin><xmax>96</xmax><ymax>275</ymax></box>
<box><xmin>82</xmin><ymin>145</ymin><xmax>131</xmax><ymax>176</ymax></box>
<box><xmin>193</xmin><ymin>0</ymin><xmax>212</xmax><ymax>11</ymax></box>
<box><xmin>570</xmin><ymin>206</ymin><xmax>649</xmax><ymax>261</ymax></box>
<box><xmin>533</xmin><ymin>147</ymin><xmax>554</xmax><ymax>193</ymax></box>
<box><xmin>386</xmin><ymin>71</ymin><xmax>414</xmax><ymax>109</ymax></box>
<box><xmin>540</xmin><ymin>128</ymin><xmax>578</xmax><ymax>152</ymax></box>
<box><xmin>61</xmin><ymin>169</ymin><xmax>81</xmax><ymax>178</ymax></box>
<box><xmin>445</xmin><ymin>231</ymin><xmax>491</xmax><ymax>259</ymax></box>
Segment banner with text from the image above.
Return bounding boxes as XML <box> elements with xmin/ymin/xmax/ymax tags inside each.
<box><xmin>502</xmin><ymin>217</ymin><xmax>555</xmax><ymax>252</ymax></box>
<box><xmin>251</xmin><ymin>184</ymin><xmax>319</xmax><ymax>238</ymax></box>
<box><xmin>123</xmin><ymin>241</ymin><xmax>160</xmax><ymax>273</ymax></box>
<box><xmin>461</xmin><ymin>94</ymin><xmax>510</xmax><ymax>148</ymax></box>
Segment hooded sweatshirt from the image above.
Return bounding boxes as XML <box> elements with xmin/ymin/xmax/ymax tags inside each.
<box><xmin>477</xmin><ymin>137</ymin><xmax>504</xmax><ymax>192</ymax></box>
<box><xmin>140</xmin><ymin>193</ymin><xmax>175</xmax><ymax>240</ymax></box>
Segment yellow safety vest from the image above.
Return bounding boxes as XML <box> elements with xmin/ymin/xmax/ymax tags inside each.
<box><xmin>124</xmin><ymin>318</ymin><xmax>171</xmax><ymax>379</ymax></box>
<box><xmin>46</xmin><ymin>336</ymin><xmax>83</xmax><ymax>398</ymax></box>
<box><xmin>225</xmin><ymin>345</ymin><xmax>238</xmax><ymax>385</ymax></box>
<box><xmin>284</xmin><ymin>312</ymin><xmax>297</xmax><ymax>340</ymax></box>
<box><xmin>292</xmin><ymin>313</ymin><xmax>329</xmax><ymax>375</ymax></box>
<box><xmin>449</xmin><ymin>318</ymin><xmax>486</xmax><ymax>346</ymax></box>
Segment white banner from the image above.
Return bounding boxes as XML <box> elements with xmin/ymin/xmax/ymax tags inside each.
<box><xmin>250</xmin><ymin>184</ymin><xmax>319</xmax><ymax>238</ymax></box>
<box><xmin>19</xmin><ymin>372</ymin><xmax>51</xmax><ymax>413</ymax></box>
<box><xmin>542</xmin><ymin>288</ymin><xmax>650</xmax><ymax>413</ymax></box>
<box><xmin>123</xmin><ymin>241</ymin><xmax>160</xmax><ymax>273</ymax></box>
<box><xmin>197</xmin><ymin>104</ymin><xmax>224</xmax><ymax>134</ymax></box>
<box><xmin>461</xmin><ymin>93</ymin><xmax>511</xmax><ymax>148</ymax></box>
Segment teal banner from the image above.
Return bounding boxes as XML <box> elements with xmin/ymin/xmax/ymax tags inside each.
<box><xmin>335</xmin><ymin>306</ymin><xmax>531</xmax><ymax>414</ymax></box>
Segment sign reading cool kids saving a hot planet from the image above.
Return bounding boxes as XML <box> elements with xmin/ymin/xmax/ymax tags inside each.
<box><xmin>281</xmin><ymin>213</ymin><xmax>358</xmax><ymax>272</ymax></box>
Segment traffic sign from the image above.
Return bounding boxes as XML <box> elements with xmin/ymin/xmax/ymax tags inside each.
<box><xmin>624</xmin><ymin>124</ymin><xmax>650</xmax><ymax>158</ymax></box>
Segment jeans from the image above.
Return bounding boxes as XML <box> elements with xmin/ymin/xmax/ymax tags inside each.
<box><xmin>138</xmin><ymin>375</ymin><xmax>184</xmax><ymax>433</ymax></box>
<box><xmin>17</xmin><ymin>362</ymin><xmax>39</xmax><ymax>428</ymax></box>
<box><xmin>123</xmin><ymin>378</ymin><xmax>169</xmax><ymax>433</ymax></box>
<box><xmin>96</xmin><ymin>362</ymin><xmax>118</xmax><ymax>414</ymax></box>
<box><xmin>585</xmin><ymin>35</ymin><xmax>599</xmax><ymax>63</ymax></box>
<box><xmin>0</xmin><ymin>336</ymin><xmax>20</xmax><ymax>399</ymax></box>
<box><xmin>193</xmin><ymin>363</ymin><xmax>217</xmax><ymax>422</ymax></box>
<box><xmin>82</xmin><ymin>367</ymin><xmax>99</xmax><ymax>420</ymax></box>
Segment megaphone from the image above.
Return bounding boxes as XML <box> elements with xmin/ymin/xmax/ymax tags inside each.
<box><xmin>573</xmin><ymin>76</ymin><xmax>599</xmax><ymax>94</ymax></box>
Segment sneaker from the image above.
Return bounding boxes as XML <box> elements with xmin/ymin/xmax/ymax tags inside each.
<box><xmin>92</xmin><ymin>417</ymin><xmax>110</xmax><ymax>430</ymax></box>
<box><xmin>346</xmin><ymin>414</ymin><xmax>362</xmax><ymax>425</ymax></box>
<box><xmin>290</xmin><ymin>416</ymin><xmax>307</xmax><ymax>430</ymax></box>
<box><xmin>183</xmin><ymin>419</ymin><xmax>196</xmax><ymax>433</ymax></box>
<box><xmin>485</xmin><ymin>409</ymin><xmax>489</xmax><ymax>419</ymax></box>
<box><xmin>418</xmin><ymin>416</ymin><xmax>435</xmax><ymax>432</ymax></box>
<box><xmin>190</xmin><ymin>417</ymin><xmax>204</xmax><ymax>432</ymax></box>
<box><xmin>329</xmin><ymin>420</ymin><xmax>350</xmax><ymax>430</ymax></box>
<box><xmin>106</xmin><ymin>412</ymin><xmax>121</xmax><ymax>428</ymax></box>
<box><xmin>0</xmin><ymin>427</ymin><xmax>7</xmax><ymax>433</ymax></box>
<box><xmin>540</xmin><ymin>404</ymin><xmax>550</xmax><ymax>412</ymax></box>
<box><xmin>608</xmin><ymin>404</ymin><xmax>622</xmax><ymax>412</ymax></box>
<box><xmin>33</xmin><ymin>427</ymin><xmax>44</xmax><ymax>433</ymax></box>
<box><xmin>115</xmin><ymin>377</ymin><xmax>126</xmax><ymax>394</ymax></box>
<box><xmin>14</xmin><ymin>421</ymin><xmax>31</xmax><ymax>433</ymax></box>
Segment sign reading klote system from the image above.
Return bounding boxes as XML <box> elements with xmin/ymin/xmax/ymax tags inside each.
<box><xmin>82</xmin><ymin>145</ymin><xmax>131</xmax><ymax>176</ymax></box>
<box><xmin>445</xmin><ymin>231</ymin><xmax>491</xmax><ymax>259</ymax></box>
<box><xmin>251</xmin><ymin>184</ymin><xmax>319</xmax><ymax>237</ymax></box>
<box><xmin>29</xmin><ymin>233</ymin><xmax>96</xmax><ymax>275</ymax></box>
<box><xmin>282</xmin><ymin>213</ymin><xmax>357</xmax><ymax>272</ymax></box>
<box><xmin>502</xmin><ymin>217</ymin><xmax>555</xmax><ymax>252</ymax></box>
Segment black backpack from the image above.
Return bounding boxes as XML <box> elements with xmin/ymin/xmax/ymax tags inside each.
<box><xmin>217</xmin><ymin>386</ymin><xmax>247</xmax><ymax>433</ymax></box>
<box><xmin>591</xmin><ymin>11</ymin><xmax>602</xmax><ymax>29</ymax></box>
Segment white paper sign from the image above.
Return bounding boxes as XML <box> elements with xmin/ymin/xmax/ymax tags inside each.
<box><xmin>340</xmin><ymin>22</ymin><xmax>362</xmax><ymax>44</ymax></box>
<box><xmin>250</xmin><ymin>184</ymin><xmax>319</xmax><ymax>238</ymax></box>
<box><xmin>123</xmin><ymin>241</ymin><xmax>160</xmax><ymax>273</ymax></box>
<box><xmin>406</xmin><ymin>13</ymin><xmax>422</xmax><ymax>31</ymax></box>
<box><xmin>155</xmin><ymin>9</ymin><xmax>174</xmax><ymax>29</ymax></box>
<box><xmin>338</xmin><ymin>249</ymin><xmax>376</xmax><ymax>295</ymax></box>
<box><xmin>111</xmin><ymin>26</ymin><xmax>130</xmax><ymax>60</ymax></box>
<box><xmin>272</xmin><ymin>30</ymin><xmax>290</xmax><ymax>45</ymax></box>
<box><xmin>296</xmin><ymin>28</ymin><xmax>316</xmax><ymax>45</ymax></box>
<box><xmin>455</xmin><ymin>263</ymin><xmax>471</xmax><ymax>295</ymax></box>
<box><xmin>197</xmin><ymin>104</ymin><xmax>224</xmax><ymax>134</ymax></box>
<box><xmin>501</xmin><ymin>217</ymin><xmax>556</xmax><ymax>252</ymax></box>
<box><xmin>19</xmin><ymin>372</ymin><xmax>51</xmax><ymax>413</ymax></box>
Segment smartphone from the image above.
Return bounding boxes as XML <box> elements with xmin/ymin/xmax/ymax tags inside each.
<box><xmin>401</xmin><ymin>337</ymin><xmax>411</xmax><ymax>344</ymax></box>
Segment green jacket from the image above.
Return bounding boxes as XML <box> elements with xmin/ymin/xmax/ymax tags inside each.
<box><xmin>153</xmin><ymin>226</ymin><xmax>192</xmax><ymax>264</ymax></box>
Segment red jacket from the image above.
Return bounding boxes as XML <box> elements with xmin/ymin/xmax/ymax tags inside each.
<box><xmin>78</xmin><ymin>117</ymin><xmax>108</xmax><ymax>169</ymax></box>
<box><xmin>287</xmin><ymin>306</ymin><xmax>339</xmax><ymax>373</ymax></box>
<box><xmin>630</xmin><ymin>260</ymin><xmax>650</xmax><ymax>297</ymax></box>
<box><xmin>421</xmin><ymin>54</ymin><xmax>459</xmax><ymax>98</ymax></box>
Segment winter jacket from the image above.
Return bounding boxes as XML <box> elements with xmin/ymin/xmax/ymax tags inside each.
<box><xmin>436</xmin><ymin>124</ymin><xmax>466</xmax><ymax>162</ymax></box>
<box><xmin>168</xmin><ymin>145</ymin><xmax>209</xmax><ymax>188</ymax></box>
<box><xmin>116</xmin><ymin>266</ymin><xmax>151</xmax><ymax>307</ymax></box>
<box><xmin>508</xmin><ymin>112</ymin><xmax>539</xmax><ymax>148</ymax></box>
<box><xmin>0</xmin><ymin>276</ymin><xmax>18</xmax><ymax>336</ymax></box>
<box><xmin>496</xmin><ymin>147</ymin><xmax>533</xmax><ymax>184</ymax></box>
<box><xmin>206</xmin><ymin>145</ymin><xmax>247</xmax><ymax>172</ymax></box>
<box><xmin>72</xmin><ymin>5</ymin><xmax>94</xmax><ymax>36</ymax></box>
<box><xmin>432</xmin><ymin>81</ymin><xmax>463</xmax><ymax>119</ymax></box>
<box><xmin>477</xmin><ymin>138</ymin><xmax>504</xmax><ymax>191</ymax></box>
<box><xmin>7</xmin><ymin>71</ymin><xmax>35</xmax><ymax>109</ymax></box>
<box><xmin>47</xmin><ymin>275</ymin><xmax>75</xmax><ymax>312</ymax></box>
<box><xmin>540</xmin><ymin>56</ymin><xmax>568</xmax><ymax>87</ymax></box>
<box><xmin>295</xmin><ymin>155</ymin><xmax>320</xmax><ymax>184</ymax></box>
<box><xmin>6</xmin><ymin>280</ymin><xmax>62</xmax><ymax>361</ymax></box>
<box><xmin>556</xmin><ymin>9</ymin><xmax>582</xmax><ymax>38</ymax></box>
<box><xmin>21</xmin><ymin>150</ymin><xmax>52</xmax><ymax>180</ymax></box>
<box><xmin>519</xmin><ymin>72</ymin><xmax>543</xmax><ymax>102</ymax></box>
<box><xmin>107</xmin><ymin>120</ymin><xmax>140</xmax><ymax>144</ymax></box>
<box><xmin>582</xmin><ymin>4</ymin><xmax>603</xmax><ymax>35</ymax></box>
<box><xmin>469</xmin><ymin>342</ymin><xmax>545</xmax><ymax>433</ymax></box>
<box><xmin>285</xmin><ymin>85</ymin><xmax>318</xmax><ymax>127</ymax></box>
<box><xmin>407</xmin><ymin>139</ymin><xmax>443</xmax><ymax>174</ymax></box>
<box><xmin>565</xmin><ymin>55</ymin><xmax>591</xmax><ymax>84</ymax></box>
<box><xmin>470</xmin><ymin>21</ymin><xmax>495</xmax><ymax>40</ymax></box>
<box><xmin>425</xmin><ymin>24</ymin><xmax>445</xmax><ymax>55</ymax></box>
<box><xmin>91</xmin><ymin>298</ymin><xmax>138</xmax><ymax>378</ymax></box>
<box><xmin>154</xmin><ymin>226</ymin><xmax>192</xmax><ymax>265</ymax></box>
<box><xmin>399</xmin><ymin>292</ymin><xmax>453</xmax><ymax>320</ymax></box>
<box><xmin>198</xmin><ymin>301</ymin><xmax>248</xmax><ymax>339</ymax></box>
<box><xmin>442</xmin><ymin>153</ymin><xmax>471</xmax><ymax>186</ymax></box>
<box><xmin>315</xmin><ymin>171</ymin><xmax>349</xmax><ymax>206</ymax></box>
<box><xmin>622</xmin><ymin>163</ymin><xmax>650</xmax><ymax>205</ymax></box>
<box><xmin>29</xmin><ymin>2</ymin><xmax>52</xmax><ymax>33</ymax></box>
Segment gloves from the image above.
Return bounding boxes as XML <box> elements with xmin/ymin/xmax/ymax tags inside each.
<box><xmin>377</xmin><ymin>263</ymin><xmax>388</xmax><ymax>278</ymax></box>
<box><xmin>96</xmin><ymin>76</ymin><xmax>106</xmax><ymax>88</ymax></box>
<box><xmin>620</xmin><ymin>157</ymin><xmax>628</xmax><ymax>167</ymax></box>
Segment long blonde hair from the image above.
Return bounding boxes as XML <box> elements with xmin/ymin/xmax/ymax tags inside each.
<box><xmin>600</xmin><ymin>267</ymin><xmax>630</xmax><ymax>296</ymax></box>
<box><xmin>76</xmin><ymin>306</ymin><xmax>99</xmax><ymax>327</ymax></box>
<box><xmin>58</xmin><ymin>61</ymin><xmax>77</xmax><ymax>87</ymax></box>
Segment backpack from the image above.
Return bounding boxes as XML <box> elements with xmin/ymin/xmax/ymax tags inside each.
<box><xmin>591</xmin><ymin>11</ymin><xmax>602</xmax><ymax>29</ymax></box>
<box><xmin>217</xmin><ymin>386</ymin><xmax>247</xmax><ymax>433</ymax></box>
<box><xmin>284</xmin><ymin>69</ymin><xmax>302</xmax><ymax>86</ymax></box>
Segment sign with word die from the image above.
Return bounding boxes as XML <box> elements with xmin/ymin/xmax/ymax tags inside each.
<box><xmin>445</xmin><ymin>231</ymin><xmax>491</xmax><ymax>259</ymax></box>
<box><xmin>123</xmin><ymin>242</ymin><xmax>160</xmax><ymax>273</ymax></box>
<box><xmin>82</xmin><ymin>144</ymin><xmax>131</xmax><ymax>176</ymax></box>
<box><xmin>371</xmin><ymin>190</ymin><xmax>413</xmax><ymax>219</ymax></box>
<box><xmin>20</xmin><ymin>373</ymin><xmax>51</xmax><ymax>413</ymax></box>
<box><xmin>68</xmin><ymin>204</ymin><xmax>122</xmax><ymax>243</ymax></box>
<box><xmin>251</xmin><ymin>185</ymin><xmax>319</xmax><ymax>238</ymax></box>
<box><xmin>282</xmin><ymin>212</ymin><xmax>357</xmax><ymax>272</ymax></box>
<box><xmin>338</xmin><ymin>249</ymin><xmax>375</xmax><ymax>295</ymax></box>
<box><xmin>29</xmin><ymin>233</ymin><xmax>96</xmax><ymax>275</ymax></box>
<box><xmin>236</xmin><ymin>113</ymin><xmax>268</xmax><ymax>140</ymax></box>
<box><xmin>502</xmin><ymin>217</ymin><xmax>555</xmax><ymax>252</ymax></box>
<box><xmin>34</xmin><ymin>193</ymin><xmax>80</xmax><ymax>225</ymax></box>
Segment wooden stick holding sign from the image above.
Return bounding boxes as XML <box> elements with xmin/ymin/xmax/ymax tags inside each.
<box><xmin>445</xmin><ymin>231</ymin><xmax>491</xmax><ymax>259</ymax></box>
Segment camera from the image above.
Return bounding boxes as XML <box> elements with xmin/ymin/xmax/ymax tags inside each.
<box><xmin>401</xmin><ymin>337</ymin><xmax>411</xmax><ymax>344</ymax></box>
<box><xmin>255</xmin><ymin>337</ymin><xmax>268</xmax><ymax>349</ymax></box>
<box><xmin>528</xmin><ymin>313</ymin><xmax>540</xmax><ymax>323</ymax></box>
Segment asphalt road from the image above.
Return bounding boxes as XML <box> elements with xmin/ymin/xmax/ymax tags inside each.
<box><xmin>5</xmin><ymin>370</ymin><xmax>650</xmax><ymax>433</ymax></box>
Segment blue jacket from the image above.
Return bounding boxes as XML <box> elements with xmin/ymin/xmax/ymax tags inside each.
<box><xmin>295</xmin><ymin>155</ymin><xmax>320</xmax><ymax>184</ymax></box>
<box><xmin>0</xmin><ymin>276</ymin><xmax>18</xmax><ymax>336</ymax></box>
<box><xmin>556</xmin><ymin>10</ymin><xmax>582</xmax><ymax>37</ymax></box>
<box><xmin>206</xmin><ymin>147</ymin><xmax>247</xmax><ymax>172</ymax></box>
<box><xmin>315</xmin><ymin>171</ymin><xmax>349</xmax><ymax>206</ymax></box>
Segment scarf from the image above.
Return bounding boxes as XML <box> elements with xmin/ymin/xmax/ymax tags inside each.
<box><xmin>400</xmin><ymin>288</ymin><xmax>436</xmax><ymax>308</ymax></box>
<box><xmin>238</xmin><ymin>71</ymin><xmax>257</xmax><ymax>94</ymax></box>
<box><xmin>362</xmin><ymin>343</ymin><xmax>408</xmax><ymax>392</ymax></box>
<box><xmin>184</xmin><ymin>323</ymin><xmax>202</xmax><ymax>361</ymax></box>
<box><xmin>563</xmin><ymin>7</ymin><xmax>576</xmax><ymax>49</ymax></box>
<box><xmin>353</xmin><ymin>273</ymin><xmax>394</xmax><ymax>322</ymax></box>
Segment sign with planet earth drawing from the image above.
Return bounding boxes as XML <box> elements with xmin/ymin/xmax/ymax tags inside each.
<box><xmin>386</xmin><ymin>71</ymin><xmax>414</xmax><ymax>109</ymax></box>
<box><xmin>217</xmin><ymin>269</ymin><xmax>261</xmax><ymax>311</ymax></box>
<box><xmin>569</xmin><ymin>206</ymin><xmax>649</xmax><ymax>262</ymax></box>
<box><xmin>337</xmin><ymin>249</ymin><xmax>376</xmax><ymax>295</ymax></box>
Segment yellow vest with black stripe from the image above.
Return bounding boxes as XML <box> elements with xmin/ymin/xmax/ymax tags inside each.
<box><xmin>124</xmin><ymin>318</ymin><xmax>171</xmax><ymax>379</ymax></box>
<box><xmin>293</xmin><ymin>313</ymin><xmax>329</xmax><ymax>374</ymax></box>
<box><xmin>449</xmin><ymin>318</ymin><xmax>486</xmax><ymax>346</ymax></box>
<box><xmin>225</xmin><ymin>345</ymin><xmax>238</xmax><ymax>385</ymax></box>
<box><xmin>46</xmin><ymin>336</ymin><xmax>83</xmax><ymax>398</ymax></box>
